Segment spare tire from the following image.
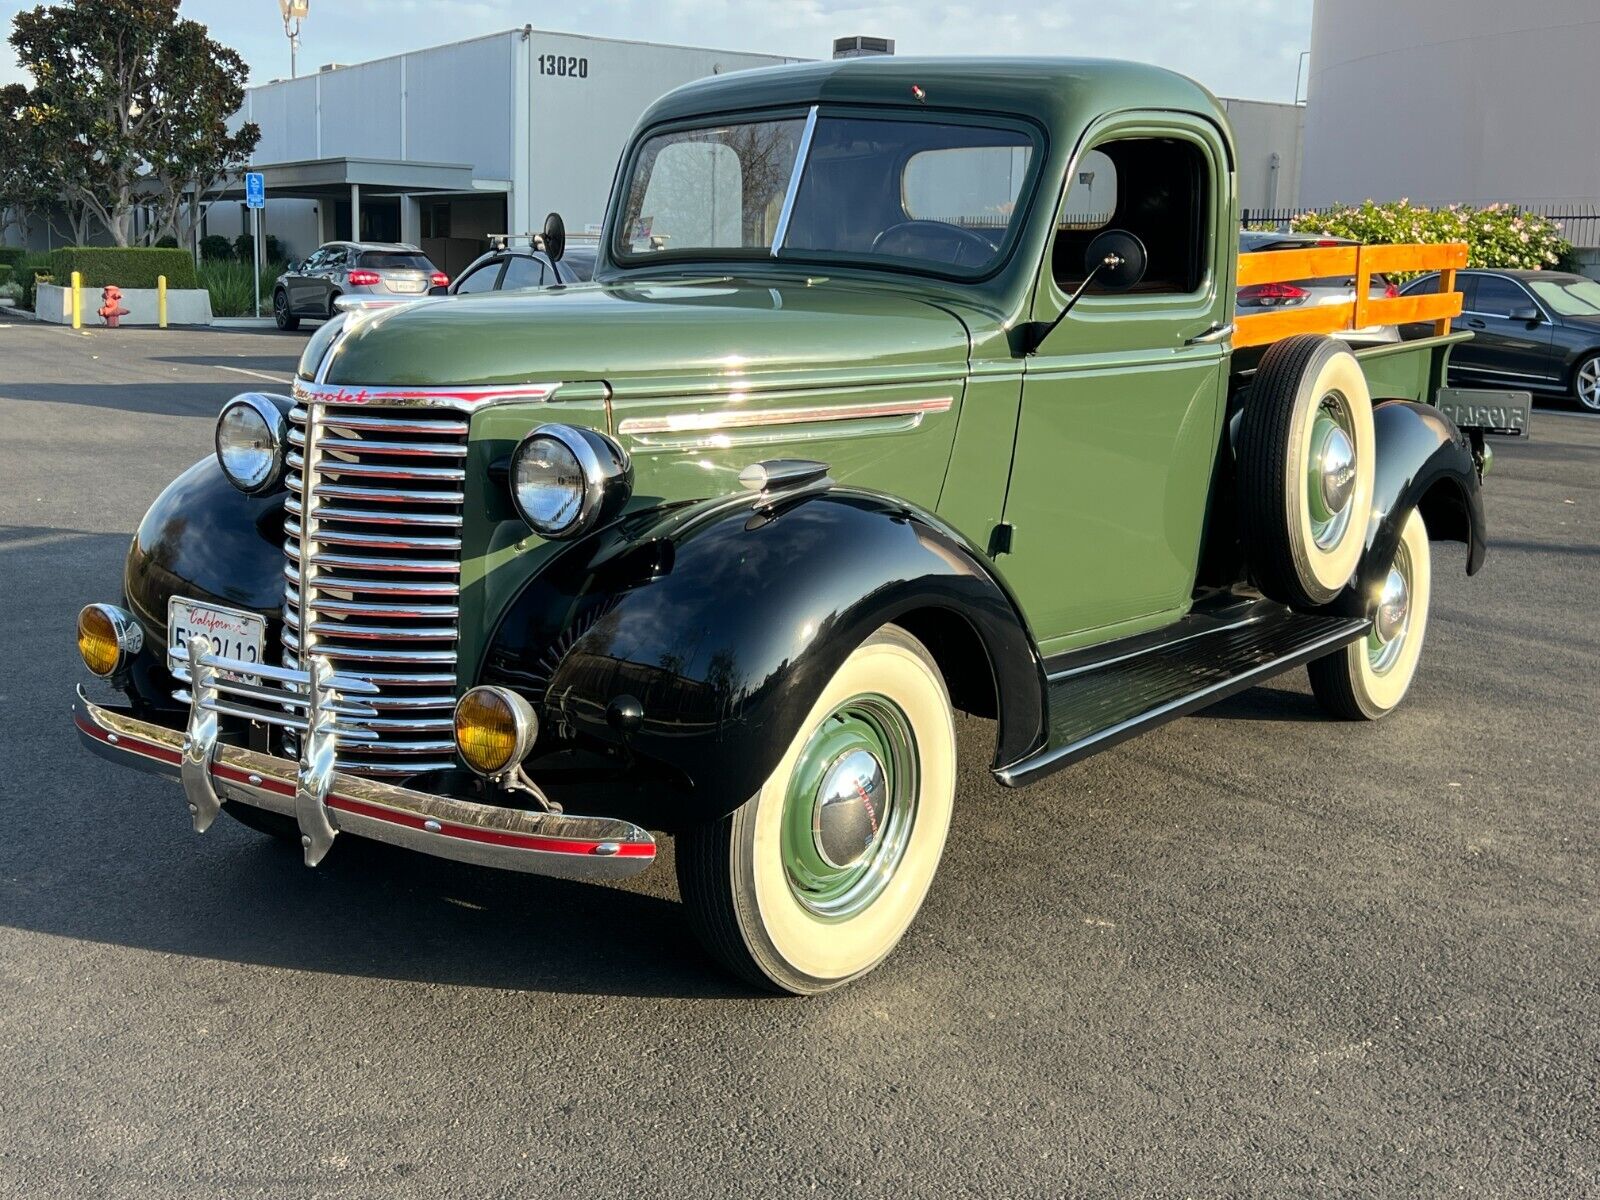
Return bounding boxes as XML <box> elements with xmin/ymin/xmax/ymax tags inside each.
<box><xmin>1238</xmin><ymin>335</ymin><xmax>1376</xmax><ymax>607</ymax></box>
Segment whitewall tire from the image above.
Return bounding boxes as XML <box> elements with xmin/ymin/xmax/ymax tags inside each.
<box><xmin>1308</xmin><ymin>508</ymin><xmax>1433</xmax><ymax>719</ymax></box>
<box><xmin>677</xmin><ymin>625</ymin><xmax>957</xmax><ymax>994</ymax></box>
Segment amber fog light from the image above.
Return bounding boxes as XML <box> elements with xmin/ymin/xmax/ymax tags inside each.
<box><xmin>77</xmin><ymin>603</ymin><xmax>143</xmax><ymax>677</ymax></box>
<box><xmin>454</xmin><ymin>686</ymin><xmax>539</xmax><ymax>777</ymax></box>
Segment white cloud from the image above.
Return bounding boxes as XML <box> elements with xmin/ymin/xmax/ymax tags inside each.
<box><xmin>2</xmin><ymin>0</ymin><xmax>1311</xmax><ymax>100</ymax></box>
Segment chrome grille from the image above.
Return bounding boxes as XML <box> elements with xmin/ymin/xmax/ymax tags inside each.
<box><xmin>282</xmin><ymin>398</ymin><xmax>468</xmax><ymax>775</ymax></box>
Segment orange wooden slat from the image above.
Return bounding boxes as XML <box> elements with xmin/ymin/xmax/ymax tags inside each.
<box><xmin>1359</xmin><ymin>241</ymin><xmax>1469</xmax><ymax>274</ymax></box>
<box><xmin>1363</xmin><ymin>291</ymin><xmax>1464</xmax><ymax>327</ymax></box>
<box><xmin>1436</xmin><ymin>267</ymin><xmax>1459</xmax><ymax>337</ymax></box>
<box><xmin>1236</xmin><ymin>246</ymin><xmax>1360</xmax><ymax>287</ymax></box>
<box><xmin>1234</xmin><ymin>303</ymin><xmax>1357</xmax><ymax>349</ymax></box>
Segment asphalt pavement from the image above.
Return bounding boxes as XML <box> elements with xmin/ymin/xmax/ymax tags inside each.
<box><xmin>1</xmin><ymin>319</ymin><xmax>1595</xmax><ymax>1198</ymax></box>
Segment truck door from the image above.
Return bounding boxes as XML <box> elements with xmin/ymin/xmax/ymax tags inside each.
<box><xmin>1002</xmin><ymin>115</ymin><xmax>1233</xmax><ymax>654</ymax></box>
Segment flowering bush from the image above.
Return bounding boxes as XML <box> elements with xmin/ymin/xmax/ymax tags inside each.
<box><xmin>1284</xmin><ymin>200</ymin><xmax>1570</xmax><ymax>272</ymax></box>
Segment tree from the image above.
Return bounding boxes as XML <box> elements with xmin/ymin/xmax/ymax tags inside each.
<box><xmin>0</xmin><ymin>82</ymin><xmax>55</xmax><ymax>242</ymax></box>
<box><xmin>8</xmin><ymin>0</ymin><xmax>259</xmax><ymax>247</ymax></box>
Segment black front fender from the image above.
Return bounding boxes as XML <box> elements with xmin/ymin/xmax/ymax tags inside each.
<box><xmin>1358</xmin><ymin>400</ymin><xmax>1486</xmax><ymax>597</ymax></box>
<box><xmin>480</xmin><ymin>489</ymin><xmax>1047</xmax><ymax>826</ymax></box>
<box><xmin>121</xmin><ymin>456</ymin><xmax>288</xmax><ymax>704</ymax></box>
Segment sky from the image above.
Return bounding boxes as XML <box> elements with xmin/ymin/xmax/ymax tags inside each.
<box><xmin>1</xmin><ymin>0</ymin><xmax>1313</xmax><ymax>102</ymax></box>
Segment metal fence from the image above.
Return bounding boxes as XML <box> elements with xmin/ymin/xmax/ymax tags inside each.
<box><xmin>1241</xmin><ymin>204</ymin><xmax>1600</xmax><ymax>249</ymax></box>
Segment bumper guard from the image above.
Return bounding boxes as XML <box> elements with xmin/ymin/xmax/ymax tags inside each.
<box><xmin>73</xmin><ymin>640</ymin><xmax>656</xmax><ymax>880</ymax></box>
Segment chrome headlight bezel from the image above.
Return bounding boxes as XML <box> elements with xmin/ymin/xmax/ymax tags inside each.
<box><xmin>215</xmin><ymin>393</ymin><xmax>289</xmax><ymax>495</ymax></box>
<box><xmin>509</xmin><ymin>424</ymin><xmax>632</xmax><ymax>540</ymax></box>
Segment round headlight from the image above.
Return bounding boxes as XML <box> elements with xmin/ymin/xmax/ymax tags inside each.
<box><xmin>77</xmin><ymin>603</ymin><xmax>143</xmax><ymax>678</ymax></box>
<box><xmin>510</xmin><ymin>424</ymin><xmax>631</xmax><ymax>540</ymax></box>
<box><xmin>454</xmin><ymin>686</ymin><xmax>539</xmax><ymax>777</ymax></box>
<box><xmin>215</xmin><ymin>394</ymin><xmax>288</xmax><ymax>494</ymax></box>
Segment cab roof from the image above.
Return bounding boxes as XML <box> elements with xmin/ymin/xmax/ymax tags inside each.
<box><xmin>639</xmin><ymin>55</ymin><xmax>1227</xmax><ymax>134</ymax></box>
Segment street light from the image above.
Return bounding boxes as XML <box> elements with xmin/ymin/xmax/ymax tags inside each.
<box><xmin>280</xmin><ymin>0</ymin><xmax>309</xmax><ymax>79</ymax></box>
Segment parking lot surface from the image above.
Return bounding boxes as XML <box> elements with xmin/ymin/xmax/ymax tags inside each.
<box><xmin>1</xmin><ymin>321</ymin><xmax>1595</xmax><ymax>1198</ymax></box>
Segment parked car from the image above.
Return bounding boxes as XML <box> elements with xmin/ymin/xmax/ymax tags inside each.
<box><xmin>273</xmin><ymin>242</ymin><xmax>447</xmax><ymax>330</ymax></box>
<box><xmin>1239</xmin><ymin>231</ymin><xmax>1400</xmax><ymax>345</ymax></box>
<box><xmin>1402</xmin><ymin>268</ymin><xmax>1600</xmax><ymax>411</ymax></box>
<box><xmin>75</xmin><ymin>58</ymin><xmax>1509</xmax><ymax>994</ymax></box>
<box><xmin>450</xmin><ymin>242</ymin><xmax>597</xmax><ymax>294</ymax></box>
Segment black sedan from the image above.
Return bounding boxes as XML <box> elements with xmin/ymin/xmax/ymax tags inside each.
<box><xmin>1402</xmin><ymin>269</ymin><xmax>1600</xmax><ymax>411</ymax></box>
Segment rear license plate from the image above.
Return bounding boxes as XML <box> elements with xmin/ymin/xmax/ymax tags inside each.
<box><xmin>1437</xmin><ymin>387</ymin><xmax>1532</xmax><ymax>437</ymax></box>
<box><xmin>167</xmin><ymin>598</ymin><xmax>265</xmax><ymax>672</ymax></box>
<box><xmin>388</xmin><ymin>279</ymin><xmax>426</xmax><ymax>294</ymax></box>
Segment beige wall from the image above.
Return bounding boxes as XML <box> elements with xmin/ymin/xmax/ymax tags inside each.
<box><xmin>1221</xmin><ymin>97</ymin><xmax>1304</xmax><ymax>213</ymax></box>
<box><xmin>1301</xmin><ymin>0</ymin><xmax>1600</xmax><ymax>210</ymax></box>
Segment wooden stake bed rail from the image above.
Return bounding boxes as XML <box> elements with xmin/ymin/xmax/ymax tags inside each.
<box><xmin>1233</xmin><ymin>241</ymin><xmax>1469</xmax><ymax>349</ymax></box>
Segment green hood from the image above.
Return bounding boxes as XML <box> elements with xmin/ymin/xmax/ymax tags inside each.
<box><xmin>323</xmin><ymin>277</ymin><xmax>972</xmax><ymax>392</ymax></box>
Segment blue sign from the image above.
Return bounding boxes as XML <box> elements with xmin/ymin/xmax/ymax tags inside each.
<box><xmin>245</xmin><ymin>172</ymin><xmax>265</xmax><ymax>209</ymax></box>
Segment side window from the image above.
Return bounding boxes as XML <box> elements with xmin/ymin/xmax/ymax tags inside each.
<box><xmin>453</xmin><ymin>260</ymin><xmax>504</xmax><ymax>294</ymax></box>
<box><xmin>1051</xmin><ymin>136</ymin><xmax>1209</xmax><ymax>295</ymax></box>
<box><xmin>1405</xmin><ymin>273</ymin><xmax>1439</xmax><ymax>295</ymax></box>
<box><xmin>323</xmin><ymin>247</ymin><xmax>347</xmax><ymax>270</ymax></box>
<box><xmin>1473</xmin><ymin>275</ymin><xmax>1529</xmax><ymax>317</ymax></box>
<box><xmin>499</xmin><ymin>256</ymin><xmax>547</xmax><ymax>291</ymax></box>
<box><xmin>302</xmin><ymin>249</ymin><xmax>326</xmax><ymax>271</ymax></box>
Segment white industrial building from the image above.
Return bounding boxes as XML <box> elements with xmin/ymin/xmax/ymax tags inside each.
<box><xmin>200</xmin><ymin>30</ymin><xmax>1304</xmax><ymax>274</ymax></box>
<box><xmin>204</xmin><ymin>28</ymin><xmax>800</xmax><ymax>274</ymax></box>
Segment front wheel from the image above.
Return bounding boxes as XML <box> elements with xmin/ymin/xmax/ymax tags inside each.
<box><xmin>1308</xmin><ymin>508</ymin><xmax>1432</xmax><ymax>719</ymax></box>
<box><xmin>677</xmin><ymin>626</ymin><xmax>956</xmax><ymax>994</ymax></box>
<box><xmin>1571</xmin><ymin>353</ymin><xmax>1600</xmax><ymax>412</ymax></box>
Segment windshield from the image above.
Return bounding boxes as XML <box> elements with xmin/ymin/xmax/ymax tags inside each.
<box><xmin>616</xmin><ymin>113</ymin><xmax>1038</xmax><ymax>278</ymax></box>
<box><xmin>1528</xmin><ymin>277</ymin><xmax>1600</xmax><ymax>317</ymax></box>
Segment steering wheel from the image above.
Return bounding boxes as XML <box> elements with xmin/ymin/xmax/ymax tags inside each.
<box><xmin>872</xmin><ymin>220</ymin><xmax>999</xmax><ymax>268</ymax></box>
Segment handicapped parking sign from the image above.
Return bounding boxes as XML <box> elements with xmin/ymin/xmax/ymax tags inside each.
<box><xmin>245</xmin><ymin>172</ymin><xmax>265</xmax><ymax>209</ymax></box>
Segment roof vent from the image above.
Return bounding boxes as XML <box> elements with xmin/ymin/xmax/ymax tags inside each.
<box><xmin>832</xmin><ymin>36</ymin><xmax>894</xmax><ymax>59</ymax></box>
<box><xmin>318</xmin><ymin>62</ymin><xmax>346</xmax><ymax>73</ymax></box>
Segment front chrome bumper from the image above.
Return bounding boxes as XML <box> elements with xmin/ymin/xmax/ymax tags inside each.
<box><xmin>73</xmin><ymin>661</ymin><xmax>656</xmax><ymax>882</ymax></box>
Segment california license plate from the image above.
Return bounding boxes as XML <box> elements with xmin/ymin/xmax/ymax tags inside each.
<box><xmin>167</xmin><ymin>598</ymin><xmax>265</xmax><ymax>672</ymax></box>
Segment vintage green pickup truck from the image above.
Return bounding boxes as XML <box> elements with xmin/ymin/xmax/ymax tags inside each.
<box><xmin>74</xmin><ymin>57</ymin><xmax>1511</xmax><ymax>992</ymax></box>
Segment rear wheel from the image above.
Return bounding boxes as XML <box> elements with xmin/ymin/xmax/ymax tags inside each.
<box><xmin>273</xmin><ymin>288</ymin><xmax>298</xmax><ymax>331</ymax></box>
<box><xmin>677</xmin><ymin>626</ymin><xmax>956</xmax><ymax>994</ymax></box>
<box><xmin>1308</xmin><ymin>508</ymin><xmax>1432</xmax><ymax>719</ymax></box>
<box><xmin>1239</xmin><ymin>335</ymin><xmax>1376</xmax><ymax>607</ymax></box>
<box><xmin>1572</xmin><ymin>353</ymin><xmax>1600</xmax><ymax>412</ymax></box>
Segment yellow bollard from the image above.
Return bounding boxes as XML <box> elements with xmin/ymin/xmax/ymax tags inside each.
<box><xmin>71</xmin><ymin>270</ymin><xmax>82</xmax><ymax>329</ymax></box>
<box><xmin>157</xmin><ymin>275</ymin><xmax>168</xmax><ymax>328</ymax></box>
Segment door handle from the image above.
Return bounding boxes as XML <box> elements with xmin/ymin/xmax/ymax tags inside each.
<box><xmin>1185</xmin><ymin>323</ymin><xmax>1233</xmax><ymax>346</ymax></box>
<box><xmin>1467</xmin><ymin>318</ymin><xmax>1486</xmax><ymax>329</ymax></box>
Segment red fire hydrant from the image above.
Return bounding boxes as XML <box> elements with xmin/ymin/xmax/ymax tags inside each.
<box><xmin>98</xmin><ymin>284</ymin><xmax>130</xmax><ymax>327</ymax></box>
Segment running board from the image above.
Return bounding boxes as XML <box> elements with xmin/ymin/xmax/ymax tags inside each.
<box><xmin>995</xmin><ymin>601</ymin><xmax>1370</xmax><ymax>787</ymax></box>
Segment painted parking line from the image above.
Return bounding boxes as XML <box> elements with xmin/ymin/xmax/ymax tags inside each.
<box><xmin>213</xmin><ymin>364</ymin><xmax>295</xmax><ymax>386</ymax></box>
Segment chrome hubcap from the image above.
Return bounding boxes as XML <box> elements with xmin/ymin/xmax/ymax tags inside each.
<box><xmin>1308</xmin><ymin>394</ymin><xmax>1358</xmax><ymax>550</ymax></box>
<box><xmin>1579</xmin><ymin>360</ymin><xmax>1600</xmax><ymax>411</ymax></box>
<box><xmin>781</xmin><ymin>695</ymin><xmax>918</xmax><ymax>919</ymax></box>
<box><xmin>1368</xmin><ymin>543</ymin><xmax>1412</xmax><ymax>674</ymax></box>
<box><xmin>813</xmin><ymin>748</ymin><xmax>888</xmax><ymax>869</ymax></box>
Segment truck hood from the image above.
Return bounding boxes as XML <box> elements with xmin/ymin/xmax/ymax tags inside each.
<box><xmin>321</xmin><ymin>277</ymin><xmax>973</xmax><ymax>392</ymax></box>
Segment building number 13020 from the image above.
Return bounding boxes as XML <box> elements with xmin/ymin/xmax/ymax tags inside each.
<box><xmin>538</xmin><ymin>54</ymin><xmax>589</xmax><ymax>79</ymax></box>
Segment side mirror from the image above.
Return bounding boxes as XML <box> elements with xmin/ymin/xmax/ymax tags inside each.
<box><xmin>286</xmin><ymin>260</ymin><xmax>302</xmax><ymax>273</ymax></box>
<box><xmin>1509</xmin><ymin>305</ymin><xmax>1540</xmax><ymax>324</ymax></box>
<box><xmin>541</xmin><ymin>211</ymin><xmax>566</xmax><ymax>264</ymax></box>
<box><xmin>1082</xmin><ymin>229</ymin><xmax>1147</xmax><ymax>292</ymax></box>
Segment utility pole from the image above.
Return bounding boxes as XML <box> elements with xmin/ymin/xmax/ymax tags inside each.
<box><xmin>280</xmin><ymin>0</ymin><xmax>309</xmax><ymax>79</ymax></box>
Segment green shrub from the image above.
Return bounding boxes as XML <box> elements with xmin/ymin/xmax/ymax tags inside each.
<box><xmin>0</xmin><ymin>245</ymin><xmax>26</xmax><ymax>270</ymax></box>
<box><xmin>0</xmin><ymin>264</ymin><xmax>12</xmax><ymax>285</ymax></box>
<box><xmin>1288</xmin><ymin>200</ymin><xmax>1570</xmax><ymax>273</ymax></box>
<box><xmin>199</xmin><ymin>234</ymin><xmax>234</xmax><ymax>261</ymax></box>
<box><xmin>197</xmin><ymin>258</ymin><xmax>287</xmax><ymax>317</ymax></box>
<box><xmin>232</xmin><ymin>233</ymin><xmax>286</xmax><ymax>265</ymax></box>
<box><xmin>20</xmin><ymin>255</ymin><xmax>53</xmax><ymax>311</ymax></box>
<box><xmin>44</xmin><ymin>246</ymin><xmax>199</xmax><ymax>290</ymax></box>
<box><xmin>155</xmin><ymin>235</ymin><xmax>179</xmax><ymax>248</ymax></box>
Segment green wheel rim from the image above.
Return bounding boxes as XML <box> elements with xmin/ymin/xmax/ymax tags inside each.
<box><xmin>1306</xmin><ymin>391</ymin><xmax>1358</xmax><ymax>552</ymax></box>
<box><xmin>780</xmin><ymin>693</ymin><xmax>919</xmax><ymax>920</ymax></box>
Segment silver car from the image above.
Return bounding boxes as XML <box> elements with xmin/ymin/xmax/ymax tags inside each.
<box><xmin>1238</xmin><ymin>231</ymin><xmax>1400</xmax><ymax>345</ymax></box>
<box><xmin>273</xmin><ymin>241</ymin><xmax>446</xmax><ymax>331</ymax></box>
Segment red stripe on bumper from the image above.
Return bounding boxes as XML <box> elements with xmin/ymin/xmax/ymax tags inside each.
<box><xmin>327</xmin><ymin>793</ymin><xmax>655</xmax><ymax>858</ymax></box>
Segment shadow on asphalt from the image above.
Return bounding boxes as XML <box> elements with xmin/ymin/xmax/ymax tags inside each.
<box><xmin>0</xmin><ymin>382</ymin><xmax>262</xmax><ymax>418</ymax></box>
<box><xmin>3</xmin><ymin>521</ymin><xmax>753</xmax><ymax>1001</ymax></box>
<box><xmin>151</xmin><ymin>354</ymin><xmax>301</xmax><ymax>375</ymax></box>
